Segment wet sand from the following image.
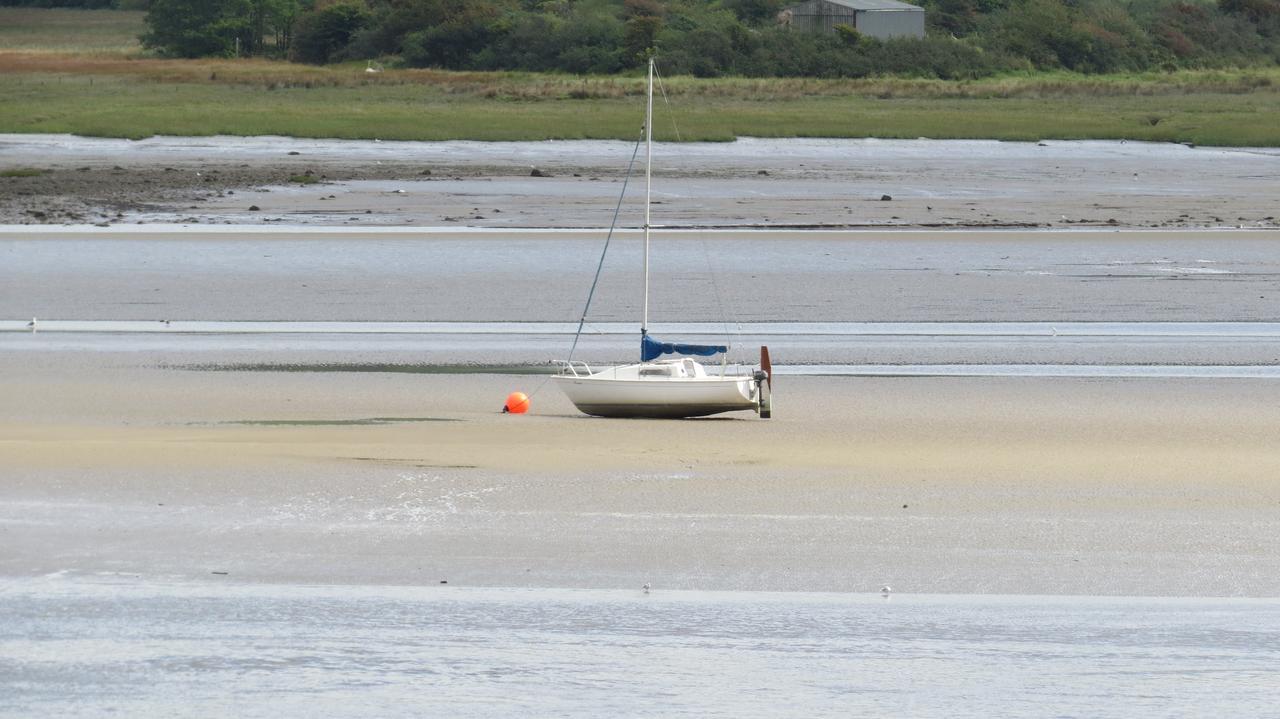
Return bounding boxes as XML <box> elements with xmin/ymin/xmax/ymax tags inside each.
<box><xmin>4</xmin><ymin>228</ymin><xmax>1280</xmax><ymax>323</ymax></box>
<box><xmin>3</xmin><ymin>361</ymin><xmax>1279</xmax><ymax>597</ymax></box>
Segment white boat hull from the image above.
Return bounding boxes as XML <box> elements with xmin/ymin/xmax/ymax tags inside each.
<box><xmin>552</xmin><ymin>364</ymin><xmax>759</xmax><ymax>419</ymax></box>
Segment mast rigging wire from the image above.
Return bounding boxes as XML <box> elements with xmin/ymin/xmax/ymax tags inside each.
<box><xmin>654</xmin><ymin>64</ymin><xmax>739</xmax><ymax>355</ymax></box>
<box><xmin>564</xmin><ymin>131</ymin><xmax>645</xmax><ymax>365</ymax></box>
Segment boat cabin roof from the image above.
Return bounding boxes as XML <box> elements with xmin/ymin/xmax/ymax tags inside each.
<box><xmin>639</xmin><ymin>358</ymin><xmax>707</xmax><ymax>378</ymax></box>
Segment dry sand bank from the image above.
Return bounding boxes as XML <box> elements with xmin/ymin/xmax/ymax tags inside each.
<box><xmin>3</xmin><ymin>365</ymin><xmax>1278</xmax><ymax>596</ymax></box>
<box><xmin>2</xmin><ymin>135</ymin><xmax>1278</xmax><ymax>230</ymax></box>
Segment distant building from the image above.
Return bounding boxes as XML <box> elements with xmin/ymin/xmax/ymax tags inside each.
<box><xmin>778</xmin><ymin>0</ymin><xmax>926</xmax><ymax>40</ymax></box>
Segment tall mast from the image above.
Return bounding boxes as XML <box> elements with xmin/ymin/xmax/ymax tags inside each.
<box><xmin>642</xmin><ymin>56</ymin><xmax>653</xmax><ymax>338</ymax></box>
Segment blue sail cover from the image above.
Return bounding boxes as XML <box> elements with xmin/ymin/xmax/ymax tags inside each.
<box><xmin>642</xmin><ymin>333</ymin><xmax>727</xmax><ymax>362</ymax></box>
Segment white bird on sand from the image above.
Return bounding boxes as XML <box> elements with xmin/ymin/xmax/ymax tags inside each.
<box><xmin>642</xmin><ymin>583</ymin><xmax>651</xmax><ymax>594</ymax></box>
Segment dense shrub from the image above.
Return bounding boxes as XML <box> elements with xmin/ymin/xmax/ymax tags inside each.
<box><xmin>400</xmin><ymin>0</ymin><xmax>502</xmax><ymax>67</ymax></box>
<box><xmin>470</xmin><ymin>0</ymin><xmax>627</xmax><ymax>72</ymax></box>
<box><xmin>291</xmin><ymin>1</ymin><xmax>369</xmax><ymax>63</ymax></box>
<box><xmin>981</xmin><ymin>0</ymin><xmax>1171</xmax><ymax>73</ymax></box>
<box><xmin>142</xmin><ymin>0</ymin><xmax>253</xmax><ymax>57</ymax></box>
<box><xmin>0</xmin><ymin>0</ymin><xmax>121</xmax><ymax>7</ymax></box>
<box><xmin>138</xmin><ymin>0</ymin><xmax>1280</xmax><ymax>77</ymax></box>
<box><xmin>1153</xmin><ymin>1</ymin><xmax>1272</xmax><ymax>64</ymax></box>
<box><xmin>141</xmin><ymin>0</ymin><xmax>301</xmax><ymax>57</ymax></box>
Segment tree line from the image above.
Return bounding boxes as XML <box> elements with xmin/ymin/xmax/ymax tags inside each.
<box><xmin>9</xmin><ymin>0</ymin><xmax>1280</xmax><ymax>77</ymax></box>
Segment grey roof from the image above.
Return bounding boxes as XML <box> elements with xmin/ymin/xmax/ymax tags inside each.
<box><xmin>813</xmin><ymin>0</ymin><xmax>923</xmax><ymax>10</ymax></box>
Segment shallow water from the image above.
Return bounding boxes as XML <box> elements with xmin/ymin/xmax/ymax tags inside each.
<box><xmin>4</xmin><ymin>230</ymin><xmax>1280</xmax><ymax>324</ymax></box>
<box><xmin>5</xmin><ymin>320</ymin><xmax>1280</xmax><ymax>370</ymax></box>
<box><xmin>6</xmin><ymin>319</ymin><xmax>1280</xmax><ymax>335</ymax></box>
<box><xmin>6</xmin><ymin>133</ymin><xmax>1280</xmax><ymax>165</ymax></box>
<box><xmin>7</xmin><ymin>131</ymin><xmax>1269</xmax><ymax>161</ymax></box>
<box><xmin>1</xmin><ymin>577</ymin><xmax>1277</xmax><ymax>718</ymax></box>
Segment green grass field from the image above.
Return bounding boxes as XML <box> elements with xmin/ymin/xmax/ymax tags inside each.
<box><xmin>0</xmin><ymin>8</ymin><xmax>143</xmax><ymax>54</ymax></box>
<box><xmin>2</xmin><ymin>8</ymin><xmax>1279</xmax><ymax>146</ymax></box>
<box><xmin>3</xmin><ymin>71</ymin><xmax>1278</xmax><ymax>145</ymax></box>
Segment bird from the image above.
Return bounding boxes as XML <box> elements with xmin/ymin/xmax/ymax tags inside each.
<box><xmin>27</xmin><ymin>317</ymin><xmax>36</xmax><ymax>332</ymax></box>
<box><xmin>880</xmin><ymin>585</ymin><xmax>892</xmax><ymax>596</ymax></box>
<box><xmin>642</xmin><ymin>583</ymin><xmax>651</xmax><ymax>595</ymax></box>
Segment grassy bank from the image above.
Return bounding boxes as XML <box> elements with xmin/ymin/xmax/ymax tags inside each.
<box><xmin>2</xmin><ymin>8</ymin><xmax>1279</xmax><ymax>145</ymax></box>
<box><xmin>4</xmin><ymin>67</ymin><xmax>1280</xmax><ymax>145</ymax></box>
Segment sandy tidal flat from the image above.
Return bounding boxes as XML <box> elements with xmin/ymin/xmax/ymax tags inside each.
<box><xmin>3</xmin><ymin>362</ymin><xmax>1279</xmax><ymax>597</ymax></box>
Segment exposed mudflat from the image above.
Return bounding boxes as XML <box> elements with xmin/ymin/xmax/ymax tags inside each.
<box><xmin>2</xmin><ymin>134</ymin><xmax>1278</xmax><ymax>229</ymax></box>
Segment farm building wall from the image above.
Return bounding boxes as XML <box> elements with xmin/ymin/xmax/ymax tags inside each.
<box><xmin>854</xmin><ymin>9</ymin><xmax>925</xmax><ymax>39</ymax></box>
<box><xmin>785</xmin><ymin>0</ymin><xmax>858</xmax><ymax>34</ymax></box>
<box><xmin>782</xmin><ymin>0</ymin><xmax>925</xmax><ymax>40</ymax></box>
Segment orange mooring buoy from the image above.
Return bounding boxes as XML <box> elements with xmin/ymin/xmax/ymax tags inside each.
<box><xmin>503</xmin><ymin>391</ymin><xmax>530</xmax><ymax>414</ymax></box>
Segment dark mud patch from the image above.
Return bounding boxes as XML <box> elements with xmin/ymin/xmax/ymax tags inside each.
<box><xmin>187</xmin><ymin>362</ymin><xmax>554</xmax><ymax>375</ymax></box>
<box><xmin>0</xmin><ymin>161</ymin><xmax>546</xmax><ymax>226</ymax></box>
<box><xmin>347</xmin><ymin>457</ymin><xmax>478</xmax><ymax>469</ymax></box>
<box><xmin>212</xmin><ymin>416</ymin><xmax>461</xmax><ymax>426</ymax></box>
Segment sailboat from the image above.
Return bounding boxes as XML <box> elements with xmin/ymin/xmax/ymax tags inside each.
<box><xmin>551</xmin><ymin>58</ymin><xmax>773</xmax><ymax>419</ymax></box>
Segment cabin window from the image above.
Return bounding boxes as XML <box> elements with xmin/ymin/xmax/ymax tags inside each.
<box><xmin>640</xmin><ymin>366</ymin><xmax>671</xmax><ymax>377</ymax></box>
